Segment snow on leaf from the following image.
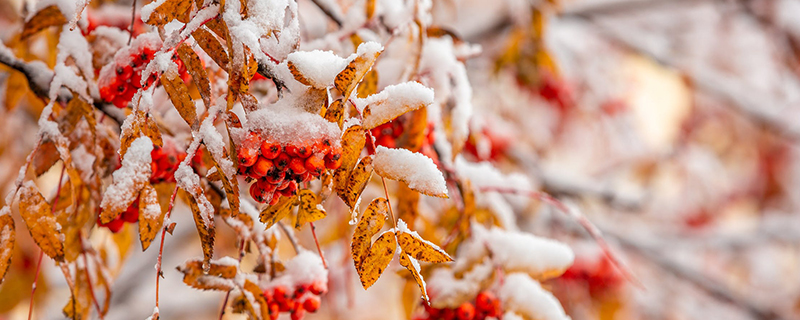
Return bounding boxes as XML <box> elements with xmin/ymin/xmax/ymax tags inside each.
<box><xmin>138</xmin><ymin>184</ymin><xmax>163</xmax><ymax>251</ymax></box>
<box><xmin>119</xmin><ymin>111</ymin><xmax>163</xmax><ymax>157</ymax></box>
<box><xmin>373</xmin><ymin>146</ymin><xmax>448</xmax><ymax>198</ymax></box>
<box><xmin>259</xmin><ymin>194</ymin><xmax>297</xmax><ymax>230</ymax></box>
<box><xmin>351</xmin><ymin>198</ymin><xmax>388</xmax><ymax>270</ymax></box>
<box><xmin>21</xmin><ymin>5</ymin><xmax>67</xmax><ymax>40</ymax></box>
<box><xmin>287</xmin><ymin>50</ymin><xmax>349</xmax><ymax>89</ymax></box>
<box><xmin>357</xmin><ymin>82</ymin><xmax>434</xmax><ymax>130</ymax></box>
<box><xmin>142</xmin><ymin>0</ymin><xmax>192</xmax><ymax>26</ymax></box>
<box><xmin>498</xmin><ymin>273</ymin><xmax>571</xmax><ymax>320</ymax></box>
<box><xmin>342</xmin><ymin>155</ymin><xmax>374</xmax><ymax>210</ymax></box>
<box><xmin>399</xmin><ymin>252</ymin><xmax>429</xmax><ymax>301</ymax></box>
<box><xmin>295</xmin><ymin>189</ymin><xmax>326</xmax><ymax>229</ymax></box>
<box><xmin>396</xmin><ymin>219</ymin><xmax>452</xmax><ymax>263</ymax></box>
<box><xmin>182</xmin><ymin>190</ymin><xmax>216</xmax><ymax>271</ymax></box>
<box><xmin>17</xmin><ymin>182</ymin><xmax>64</xmax><ymax>262</ymax></box>
<box><xmin>0</xmin><ymin>207</ymin><xmax>14</xmax><ymax>284</ymax></box>
<box><xmin>334</xmin><ymin>41</ymin><xmax>384</xmax><ymax>100</ymax></box>
<box><xmin>358</xmin><ymin>230</ymin><xmax>396</xmax><ymax>289</ymax></box>
<box><xmin>176</xmin><ymin>257</ymin><xmax>238</xmax><ymax>291</ymax></box>
<box><xmin>100</xmin><ymin>136</ymin><xmax>153</xmax><ymax>223</ymax></box>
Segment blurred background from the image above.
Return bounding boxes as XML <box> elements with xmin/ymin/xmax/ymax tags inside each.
<box><xmin>2</xmin><ymin>0</ymin><xmax>800</xmax><ymax>319</ymax></box>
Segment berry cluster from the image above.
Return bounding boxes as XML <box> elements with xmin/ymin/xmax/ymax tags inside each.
<box><xmin>559</xmin><ymin>253</ymin><xmax>623</xmax><ymax>296</ymax></box>
<box><xmin>262</xmin><ymin>281</ymin><xmax>326</xmax><ymax>320</ymax></box>
<box><xmin>97</xmin><ymin>200</ymin><xmax>140</xmax><ymax>233</ymax></box>
<box><xmin>418</xmin><ymin>292</ymin><xmax>502</xmax><ymax>320</ymax></box>
<box><xmin>370</xmin><ymin>120</ymin><xmax>438</xmax><ymax>162</ymax></box>
<box><xmin>99</xmin><ymin>43</ymin><xmax>190</xmax><ymax>108</ymax></box>
<box><xmin>237</xmin><ymin>133</ymin><xmax>342</xmax><ymax>205</ymax></box>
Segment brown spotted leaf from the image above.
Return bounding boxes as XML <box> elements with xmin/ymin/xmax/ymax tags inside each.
<box><xmin>138</xmin><ymin>184</ymin><xmax>164</xmax><ymax>251</ymax></box>
<box><xmin>177</xmin><ymin>43</ymin><xmax>212</xmax><ymax>108</ymax></box>
<box><xmin>17</xmin><ymin>182</ymin><xmax>64</xmax><ymax>262</ymax></box>
<box><xmin>176</xmin><ymin>258</ymin><xmax>237</xmax><ymax>291</ymax></box>
<box><xmin>259</xmin><ymin>194</ymin><xmax>297</xmax><ymax>230</ymax></box>
<box><xmin>119</xmin><ymin>111</ymin><xmax>162</xmax><ymax>157</ymax></box>
<box><xmin>399</xmin><ymin>252</ymin><xmax>429</xmax><ymax>301</ymax></box>
<box><xmin>181</xmin><ymin>191</ymin><xmax>216</xmax><ymax>269</ymax></box>
<box><xmin>323</xmin><ymin>99</ymin><xmax>345</xmax><ymax>128</ymax></box>
<box><xmin>333</xmin><ymin>125</ymin><xmax>366</xmax><ymax>195</ymax></box>
<box><xmin>0</xmin><ymin>209</ymin><xmax>14</xmax><ymax>284</ymax></box>
<box><xmin>358</xmin><ymin>231</ymin><xmax>396</xmax><ymax>289</ymax></box>
<box><xmin>21</xmin><ymin>5</ymin><xmax>67</xmax><ymax>40</ymax></box>
<box><xmin>143</xmin><ymin>0</ymin><xmax>192</xmax><ymax>26</ymax></box>
<box><xmin>397</xmin><ymin>220</ymin><xmax>452</xmax><ymax>263</ymax></box>
<box><xmin>161</xmin><ymin>72</ymin><xmax>198</xmax><ymax>131</ymax></box>
<box><xmin>342</xmin><ymin>155</ymin><xmax>374</xmax><ymax>209</ymax></box>
<box><xmin>192</xmin><ymin>27</ymin><xmax>230</xmax><ymax>70</ymax></box>
<box><xmin>351</xmin><ymin>198</ymin><xmax>388</xmax><ymax>269</ymax></box>
<box><xmin>334</xmin><ymin>42</ymin><xmax>383</xmax><ymax>99</ymax></box>
<box><xmin>295</xmin><ymin>189</ymin><xmax>326</xmax><ymax>229</ymax></box>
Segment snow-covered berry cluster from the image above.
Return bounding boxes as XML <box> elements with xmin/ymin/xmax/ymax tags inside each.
<box><xmin>237</xmin><ymin>132</ymin><xmax>342</xmax><ymax>205</ymax></box>
<box><xmin>98</xmin><ymin>38</ymin><xmax>189</xmax><ymax>108</ymax></box>
<box><xmin>150</xmin><ymin>143</ymin><xmax>187</xmax><ymax>184</ymax></box>
<box><xmin>262</xmin><ymin>280</ymin><xmax>326</xmax><ymax>320</ymax></box>
<box><xmin>418</xmin><ymin>292</ymin><xmax>502</xmax><ymax>320</ymax></box>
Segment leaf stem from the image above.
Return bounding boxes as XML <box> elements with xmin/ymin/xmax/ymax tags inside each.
<box><xmin>27</xmin><ymin>250</ymin><xmax>44</xmax><ymax>320</ymax></box>
<box><xmin>309</xmin><ymin>222</ymin><xmax>328</xmax><ymax>269</ymax></box>
<box><xmin>155</xmin><ymin>184</ymin><xmax>180</xmax><ymax>310</ymax></box>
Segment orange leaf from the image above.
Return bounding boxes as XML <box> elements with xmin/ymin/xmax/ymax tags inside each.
<box><xmin>365</xmin><ymin>0</ymin><xmax>376</xmax><ymax>20</ymax></box>
<box><xmin>177</xmin><ymin>43</ymin><xmax>212</xmax><ymax>108</ymax></box>
<box><xmin>333</xmin><ymin>125</ymin><xmax>366</xmax><ymax>195</ymax></box>
<box><xmin>176</xmin><ymin>258</ymin><xmax>238</xmax><ymax>291</ymax></box>
<box><xmin>334</xmin><ymin>42</ymin><xmax>383</xmax><ymax>99</ymax></box>
<box><xmin>181</xmin><ymin>190</ymin><xmax>216</xmax><ymax>270</ymax></box>
<box><xmin>397</xmin><ymin>220</ymin><xmax>452</xmax><ymax>263</ymax></box>
<box><xmin>357</xmin><ymin>69</ymin><xmax>378</xmax><ymax>99</ymax></box>
<box><xmin>351</xmin><ymin>198</ymin><xmax>388</xmax><ymax>270</ymax></box>
<box><xmin>259</xmin><ymin>194</ymin><xmax>297</xmax><ymax>230</ymax></box>
<box><xmin>160</xmin><ymin>72</ymin><xmax>198</xmax><ymax>131</ymax></box>
<box><xmin>138</xmin><ymin>184</ymin><xmax>164</xmax><ymax>251</ymax></box>
<box><xmin>323</xmin><ymin>98</ymin><xmax>345</xmax><ymax>128</ymax></box>
<box><xmin>358</xmin><ymin>231</ymin><xmax>396</xmax><ymax>289</ymax></box>
<box><xmin>4</xmin><ymin>71</ymin><xmax>28</xmax><ymax>111</ymax></box>
<box><xmin>192</xmin><ymin>27</ymin><xmax>230</xmax><ymax>70</ymax></box>
<box><xmin>17</xmin><ymin>182</ymin><xmax>65</xmax><ymax>262</ymax></box>
<box><xmin>399</xmin><ymin>252</ymin><xmax>429</xmax><ymax>301</ymax></box>
<box><xmin>21</xmin><ymin>5</ymin><xmax>67</xmax><ymax>40</ymax></box>
<box><xmin>295</xmin><ymin>189</ymin><xmax>326</xmax><ymax>229</ymax></box>
<box><xmin>143</xmin><ymin>0</ymin><xmax>192</xmax><ymax>26</ymax></box>
<box><xmin>0</xmin><ymin>209</ymin><xmax>14</xmax><ymax>284</ymax></box>
<box><xmin>342</xmin><ymin>155</ymin><xmax>374</xmax><ymax>209</ymax></box>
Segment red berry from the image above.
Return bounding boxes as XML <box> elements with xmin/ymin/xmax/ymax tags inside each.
<box><xmin>238</xmin><ymin>146</ymin><xmax>258</xmax><ymax>167</ymax></box>
<box><xmin>309</xmin><ymin>281</ymin><xmax>326</xmax><ymax>295</ymax></box>
<box><xmin>279</xmin><ymin>181</ymin><xmax>298</xmax><ymax>197</ymax></box>
<box><xmin>304</xmin><ymin>154</ymin><xmax>325</xmax><ymax>176</ymax></box>
<box><xmin>261</xmin><ymin>140</ymin><xmax>281</xmax><ymax>159</ymax></box>
<box><xmin>295</xmin><ymin>142</ymin><xmax>313</xmax><ymax>159</ymax></box>
<box><xmin>265</xmin><ymin>169</ymin><xmax>285</xmax><ymax>185</ymax></box>
<box><xmin>288</xmin><ymin>157</ymin><xmax>307</xmax><ymax>175</ymax></box>
<box><xmin>291</xmin><ymin>303</ymin><xmax>305</xmax><ymax>320</ymax></box>
<box><xmin>302</xmin><ymin>296</ymin><xmax>320</xmax><ymax>312</ymax></box>
<box><xmin>252</xmin><ymin>157</ymin><xmax>274</xmax><ymax>177</ymax></box>
<box><xmin>102</xmin><ymin>217</ymin><xmax>125</xmax><ymax>233</ymax></box>
<box><xmin>274</xmin><ymin>153</ymin><xmax>291</xmax><ymax>170</ymax></box>
<box><xmin>250</xmin><ymin>183</ymin><xmax>267</xmax><ymax>203</ymax></box>
<box><xmin>324</xmin><ymin>152</ymin><xmax>342</xmax><ymax>170</ymax></box>
<box><xmin>121</xmin><ymin>204</ymin><xmax>139</xmax><ymax>223</ymax></box>
<box><xmin>475</xmin><ymin>292</ymin><xmax>498</xmax><ymax>314</ymax></box>
<box><xmin>269</xmin><ymin>192</ymin><xmax>282</xmax><ymax>205</ymax></box>
<box><xmin>375</xmin><ymin>134</ymin><xmax>396</xmax><ymax>148</ymax></box>
<box><xmin>456</xmin><ymin>303</ymin><xmax>475</xmax><ymax>320</ymax></box>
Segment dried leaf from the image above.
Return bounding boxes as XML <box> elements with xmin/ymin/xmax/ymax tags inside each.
<box><xmin>396</xmin><ymin>183</ymin><xmax>420</xmax><ymax>224</ymax></box>
<box><xmin>119</xmin><ymin>111</ymin><xmax>162</xmax><ymax>157</ymax></box>
<box><xmin>358</xmin><ymin>231</ymin><xmax>396</xmax><ymax>289</ymax></box>
<box><xmin>21</xmin><ymin>5</ymin><xmax>67</xmax><ymax>40</ymax></box>
<box><xmin>287</xmin><ymin>60</ymin><xmax>315</xmax><ymax>88</ymax></box>
<box><xmin>177</xmin><ymin>43</ymin><xmax>212</xmax><ymax>108</ymax></box>
<box><xmin>342</xmin><ymin>155</ymin><xmax>374</xmax><ymax>209</ymax></box>
<box><xmin>399</xmin><ymin>107</ymin><xmax>427</xmax><ymax>152</ymax></box>
<box><xmin>192</xmin><ymin>27</ymin><xmax>230</xmax><ymax>70</ymax></box>
<box><xmin>32</xmin><ymin>140</ymin><xmax>59</xmax><ymax>177</ymax></box>
<box><xmin>334</xmin><ymin>43</ymin><xmax>383</xmax><ymax>99</ymax></box>
<box><xmin>182</xmin><ymin>191</ymin><xmax>216</xmax><ymax>269</ymax></box>
<box><xmin>351</xmin><ymin>198</ymin><xmax>388</xmax><ymax>269</ymax></box>
<box><xmin>357</xmin><ymin>69</ymin><xmax>378</xmax><ymax>98</ymax></box>
<box><xmin>323</xmin><ymin>99</ymin><xmax>345</xmax><ymax>128</ymax></box>
<box><xmin>0</xmin><ymin>211</ymin><xmax>14</xmax><ymax>284</ymax></box>
<box><xmin>397</xmin><ymin>224</ymin><xmax>452</xmax><ymax>263</ymax></box>
<box><xmin>5</xmin><ymin>71</ymin><xmax>28</xmax><ymax>111</ymax></box>
<box><xmin>399</xmin><ymin>252</ymin><xmax>428</xmax><ymax>301</ymax></box>
<box><xmin>161</xmin><ymin>72</ymin><xmax>198</xmax><ymax>131</ymax></box>
<box><xmin>17</xmin><ymin>183</ymin><xmax>64</xmax><ymax>262</ymax></box>
<box><xmin>295</xmin><ymin>189</ymin><xmax>326</xmax><ymax>229</ymax></box>
<box><xmin>333</xmin><ymin>125</ymin><xmax>366</xmax><ymax>194</ymax></box>
<box><xmin>176</xmin><ymin>258</ymin><xmax>237</xmax><ymax>291</ymax></box>
<box><xmin>259</xmin><ymin>194</ymin><xmax>297</xmax><ymax>230</ymax></box>
<box><xmin>138</xmin><ymin>184</ymin><xmax>164</xmax><ymax>251</ymax></box>
<box><xmin>144</xmin><ymin>0</ymin><xmax>192</xmax><ymax>26</ymax></box>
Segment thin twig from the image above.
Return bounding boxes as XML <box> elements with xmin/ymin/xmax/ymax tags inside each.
<box><xmin>27</xmin><ymin>250</ymin><xmax>44</xmax><ymax>320</ymax></box>
<box><xmin>309</xmin><ymin>0</ymin><xmax>343</xmax><ymax>27</ymax></box>
<box><xmin>309</xmin><ymin>222</ymin><xmax>328</xmax><ymax>269</ymax></box>
<box><xmin>129</xmin><ymin>0</ymin><xmax>137</xmax><ymax>45</ymax></box>
<box><xmin>277</xmin><ymin>221</ymin><xmax>300</xmax><ymax>254</ymax></box>
<box><xmin>155</xmin><ymin>184</ymin><xmax>180</xmax><ymax>310</ymax></box>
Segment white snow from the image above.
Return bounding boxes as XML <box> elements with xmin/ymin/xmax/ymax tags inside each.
<box><xmin>100</xmin><ymin>136</ymin><xmax>153</xmax><ymax>215</ymax></box>
<box><xmin>287</xmin><ymin>50</ymin><xmax>350</xmax><ymax>88</ymax></box>
<box><xmin>233</xmin><ymin>102</ymin><xmax>342</xmax><ymax>145</ymax></box>
<box><xmin>498</xmin><ymin>273</ymin><xmax>571</xmax><ymax>320</ymax></box>
<box><xmin>355</xmin><ymin>81</ymin><xmax>435</xmax><ymax>129</ymax></box>
<box><xmin>373</xmin><ymin>146</ymin><xmax>448</xmax><ymax>197</ymax></box>
<box><xmin>426</xmin><ymin>260</ymin><xmax>494</xmax><ymax>308</ymax></box>
<box><xmin>265</xmin><ymin>250</ymin><xmax>328</xmax><ymax>289</ymax></box>
<box><xmin>56</xmin><ymin>28</ymin><xmax>96</xmax><ymax>99</ymax></box>
<box><xmin>140</xmin><ymin>186</ymin><xmax>161</xmax><ymax>219</ymax></box>
<box><xmin>200</xmin><ymin>119</ymin><xmax>235</xmax><ymax>179</ymax></box>
<box><xmin>140</xmin><ymin>0</ymin><xmax>168</xmax><ymax>23</ymax></box>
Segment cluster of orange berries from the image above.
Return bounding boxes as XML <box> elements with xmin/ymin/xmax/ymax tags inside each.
<box><xmin>418</xmin><ymin>292</ymin><xmax>502</xmax><ymax>320</ymax></box>
<box><xmin>237</xmin><ymin>133</ymin><xmax>342</xmax><ymax>205</ymax></box>
<box><xmin>98</xmin><ymin>144</ymin><xmax>193</xmax><ymax>233</ymax></box>
<box><xmin>262</xmin><ymin>281</ymin><xmax>326</xmax><ymax>320</ymax></box>
<box><xmin>99</xmin><ymin>43</ymin><xmax>190</xmax><ymax>108</ymax></box>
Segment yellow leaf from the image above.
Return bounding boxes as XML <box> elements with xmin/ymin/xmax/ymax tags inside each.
<box><xmin>342</xmin><ymin>155</ymin><xmax>374</xmax><ymax>209</ymax></box>
<box><xmin>259</xmin><ymin>194</ymin><xmax>297</xmax><ymax>230</ymax></box>
<box><xmin>333</xmin><ymin>125</ymin><xmax>366</xmax><ymax>195</ymax></box>
<box><xmin>160</xmin><ymin>72</ymin><xmax>198</xmax><ymax>131</ymax></box>
<box><xmin>138</xmin><ymin>184</ymin><xmax>164</xmax><ymax>251</ymax></box>
<box><xmin>365</xmin><ymin>0</ymin><xmax>376</xmax><ymax>20</ymax></box>
<box><xmin>357</xmin><ymin>70</ymin><xmax>378</xmax><ymax>99</ymax></box>
<box><xmin>5</xmin><ymin>71</ymin><xmax>28</xmax><ymax>111</ymax></box>
<box><xmin>176</xmin><ymin>258</ymin><xmax>237</xmax><ymax>291</ymax></box>
<box><xmin>192</xmin><ymin>27</ymin><xmax>230</xmax><ymax>70</ymax></box>
<box><xmin>287</xmin><ymin>60</ymin><xmax>315</xmax><ymax>88</ymax></box>
<box><xmin>399</xmin><ymin>107</ymin><xmax>427</xmax><ymax>152</ymax></box>
<box><xmin>351</xmin><ymin>198</ymin><xmax>388</xmax><ymax>269</ymax></box>
<box><xmin>177</xmin><ymin>43</ymin><xmax>212</xmax><ymax>108</ymax></box>
<box><xmin>144</xmin><ymin>0</ymin><xmax>192</xmax><ymax>26</ymax></box>
<box><xmin>119</xmin><ymin>111</ymin><xmax>162</xmax><ymax>157</ymax></box>
<box><xmin>17</xmin><ymin>183</ymin><xmax>64</xmax><ymax>262</ymax></box>
<box><xmin>295</xmin><ymin>189</ymin><xmax>326</xmax><ymax>229</ymax></box>
<box><xmin>395</xmin><ymin>183</ymin><xmax>419</xmax><ymax>224</ymax></box>
<box><xmin>397</xmin><ymin>221</ymin><xmax>452</xmax><ymax>263</ymax></box>
<box><xmin>323</xmin><ymin>98</ymin><xmax>345</xmax><ymax>128</ymax></box>
<box><xmin>21</xmin><ymin>5</ymin><xmax>67</xmax><ymax>40</ymax></box>
<box><xmin>399</xmin><ymin>252</ymin><xmax>428</xmax><ymax>301</ymax></box>
<box><xmin>334</xmin><ymin>43</ymin><xmax>383</xmax><ymax>99</ymax></box>
<box><xmin>358</xmin><ymin>231</ymin><xmax>396</xmax><ymax>289</ymax></box>
<box><xmin>181</xmin><ymin>191</ymin><xmax>216</xmax><ymax>270</ymax></box>
<box><xmin>0</xmin><ymin>210</ymin><xmax>14</xmax><ymax>284</ymax></box>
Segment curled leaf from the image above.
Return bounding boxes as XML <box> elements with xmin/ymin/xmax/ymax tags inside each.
<box><xmin>161</xmin><ymin>72</ymin><xmax>198</xmax><ymax>131</ymax></box>
<box><xmin>143</xmin><ymin>0</ymin><xmax>192</xmax><ymax>26</ymax></box>
<box><xmin>176</xmin><ymin>258</ymin><xmax>239</xmax><ymax>291</ymax></box>
<box><xmin>177</xmin><ymin>43</ymin><xmax>212</xmax><ymax>108</ymax></box>
<box><xmin>342</xmin><ymin>155</ymin><xmax>374</xmax><ymax>209</ymax></box>
<box><xmin>333</xmin><ymin>125</ymin><xmax>366</xmax><ymax>195</ymax></box>
<box><xmin>358</xmin><ymin>231</ymin><xmax>396</xmax><ymax>289</ymax></box>
<box><xmin>334</xmin><ymin>42</ymin><xmax>383</xmax><ymax>99</ymax></box>
<box><xmin>138</xmin><ymin>184</ymin><xmax>164</xmax><ymax>251</ymax></box>
<box><xmin>399</xmin><ymin>252</ymin><xmax>428</xmax><ymax>301</ymax></box>
<box><xmin>21</xmin><ymin>5</ymin><xmax>67</xmax><ymax>40</ymax></box>
<box><xmin>192</xmin><ymin>27</ymin><xmax>230</xmax><ymax>70</ymax></box>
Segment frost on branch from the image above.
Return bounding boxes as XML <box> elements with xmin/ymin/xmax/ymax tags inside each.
<box><xmin>373</xmin><ymin>146</ymin><xmax>448</xmax><ymax>197</ymax></box>
<box><xmin>499</xmin><ymin>273</ymin><xmax>571</xmax><ymax>320</ymax></box>
<box><xmin>355</xmin><ymin>81</ymin><xmax>435</xmax><ymax>130</ymax></box>
<box><xmin>100</xmin><ymin>136</ymin><xmax>153</xmax><ymax>223</ymax></box>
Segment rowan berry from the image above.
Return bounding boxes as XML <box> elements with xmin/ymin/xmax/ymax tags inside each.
<box><xmin>324</xmin><ymin>152</ymin><xmax>342</xmax><ymax>170</ymax></box>
<box><xmin>455</xmin><ymin>303</ymin><xmax>475</xmax><ymax>320</ymax></box>
<box><xmin>252</xmin><ymin>157</ymin><xmax>274</xmax><ymax>177</ymax></box>
<box><xmin>288</xmin><ymin>157</ymin><xmax>307</xmax><ymax>175</ymax></box>
<box><xmin>238</xmin><ymin>146</ymin><xmax>258</xmax><ymax>167</ymax></box>
<box><xmin>302</xmin><ymin>296</ymin><xmax>320</xmax><ymax>312</ymax></box>
<box><xmin>261</xmin><ymin>140</ymin><xmax>282</xmax><ymax>159</ymax></box>
<box><xmin>274</xmin><ymin>153</ymin><xmax>291</xmax><ymax>170</ymax></box>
